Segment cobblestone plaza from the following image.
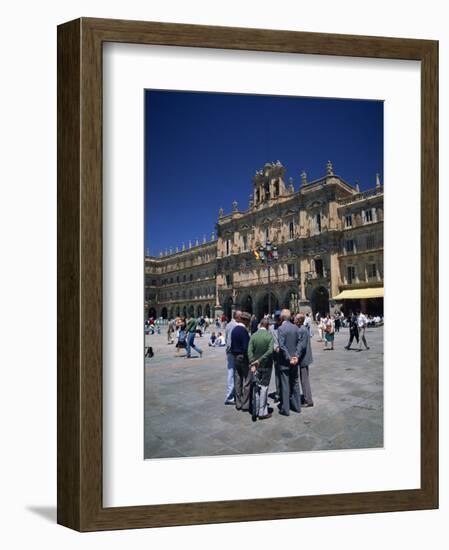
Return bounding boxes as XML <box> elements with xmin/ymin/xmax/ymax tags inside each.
<box><xmin>144</xmin><ymin>324</ymin><xmax>383</xmax><ymax>459</ymax></box>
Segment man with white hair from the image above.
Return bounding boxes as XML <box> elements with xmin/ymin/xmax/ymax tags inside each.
<box><xmin>277</xmin><ymin>309</ymin><xmax>303</xmax><ymax>416</ymax></box>
<box><xmin>295</xmin><ymin>313</ymin><xmax>314</xmax><ymax>407</ymax></box>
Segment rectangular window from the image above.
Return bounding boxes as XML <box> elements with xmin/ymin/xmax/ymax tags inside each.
<box><xmin>265</xmin><ymin>227</ymin><xmax>270</xmax><ymax>241</ymax></box>
<box><xmin>289</xmin><ymin>221</ymin><xmax>295</xmax><ymax>240</ymax></box>
<box><xmin>345</xmin><ymin>214</ymin><xmax>353</xmax><ymax>228</ymax></box>
<box><xmin>315</xmin><ymin>258</ymin><xmax>323</xmax><ymax>277</ymax></box>
<box><xmin>287</xmin><ymin>263</ymin><xmax>296</xmax><ymax>278</ymax></box>
<box><xmin>225</xmin><ymin>274</ymin><xmax>232</xmax><ymax>287</ymax></box>
<box><xmin>226</xmin><ymin>239</ymin><xmax>231</xmax><ymax>255</ymax></box>
<box><xmin>346</xmin><ymin>239</ymin><xmax>354</xmax><ymax>253</ymax></box>
<box><xmin>347</xmin><ymin>265</ymin><xmax>356</xmax><ymax>284</ymax></box>
<box><xmin>366</xmin><ymin>234</ymin><xmax>375</xmax><ymax>249</ymax></box>
<box><xmin>364</xmin><ymin>209</ymin><xmax>373</xmax><ymax>223</ymax></box>
<box><xmin>316</xmin><ymin>213</ymin><xmax>322</xmax><ymax>233</ymax></box>
<box><xmin>242</xmin><ymin>234</ymin><xmax>248</xmax><ymax>251</ymax></box>
<box><xmin>367</xmin><ymin>263</ymin><xmax>377</xmax><ymax>278</ymax></box>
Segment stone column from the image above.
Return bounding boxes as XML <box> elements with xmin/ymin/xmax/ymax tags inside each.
<box><xmin>329</xmin><ymin>251</ymin><xmax>340</xmax><ymax>299</ymax></box>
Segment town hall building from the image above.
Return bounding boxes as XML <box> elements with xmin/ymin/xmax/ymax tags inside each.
<box><xmin>145</xmin><ymin>161</ymin><xmax>384</xmax><ymax>320</ymax></box>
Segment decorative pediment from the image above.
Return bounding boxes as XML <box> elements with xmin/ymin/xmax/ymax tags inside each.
<box><xmin>307</xmin><ymin>199</ymin><xmax>325</xmax><ymax>209</ymax></box>
<box><xmin>240</xmin><ymin>224</ymin><xmax>251</xmax><ymax>231</ymax></box>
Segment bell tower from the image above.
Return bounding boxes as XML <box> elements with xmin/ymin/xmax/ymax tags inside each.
<box><xmin>252</xmin><ymin>161</ymin><xmax>287</xmax><ymax>207</ymax></box>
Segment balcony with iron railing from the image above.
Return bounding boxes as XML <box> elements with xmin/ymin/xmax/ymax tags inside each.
<box><xmin>339</xmin><ymin>236</ymin><xmax>384</xmax><ymax>257</ymax></box>
<box><xmin>218</xmin><ymin>272</ymin><xmax>301</xmax><ymax>291</ymax></box>
<box><xmin>337</xmin><ymin>185</ymin><xmax>384</xmax><ymax>207</ymax></box>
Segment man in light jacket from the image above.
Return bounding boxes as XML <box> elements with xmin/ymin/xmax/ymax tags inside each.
<box><xmin>277</xmin><ymin>309</ymin><xmax>304</xmax><ymax>416</ymax></box>
<box><xmin>295</xmin><ymin>313</ymin><xmax>314</xmax><ymax>407</ymax></box>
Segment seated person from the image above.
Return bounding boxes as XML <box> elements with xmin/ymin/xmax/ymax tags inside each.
<box><xmin>208</xmin><ymin>332</ymin><xmax>217</xmax><ymax>346</ymax></box>
<box><xmin>215</xmin><ymin>332</ymin><xmax>226</xmax><ymax>347</ymax></box>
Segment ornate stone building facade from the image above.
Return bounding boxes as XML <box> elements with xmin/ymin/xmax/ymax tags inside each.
<box><xmin>145</xmin><ymin>161</ymin><xmax>384</xmax><ymax>320</ymax></box>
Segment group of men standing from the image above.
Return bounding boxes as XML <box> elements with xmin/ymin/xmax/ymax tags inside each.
<box><xmin>225</xmin><ymin>309</ymin><xmax>314</xmax><ymax>420</ymax></box>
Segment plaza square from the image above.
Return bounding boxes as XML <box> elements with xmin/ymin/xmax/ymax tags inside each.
<box><xmin>145</xmin><ymin>324</ymin><xmax>383</xmax><ymax>459</ymax></box>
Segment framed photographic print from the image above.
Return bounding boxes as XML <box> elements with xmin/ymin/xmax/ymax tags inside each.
<box><xmin>57</xmin><ymin>17</ymin><xmax>438</xmax><ymax>531</ymax></box>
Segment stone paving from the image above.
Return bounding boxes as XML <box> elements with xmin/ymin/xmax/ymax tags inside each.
<box><xmin>144</xmin><ymin>325</ymin><xmax>383</xmax><ymax>459</ymax></box>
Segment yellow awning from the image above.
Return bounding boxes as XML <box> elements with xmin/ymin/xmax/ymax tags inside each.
<box><xmin>333</xmin><ymin>288</ymin><xmax>384</xmax><ymax>300</ymax></box>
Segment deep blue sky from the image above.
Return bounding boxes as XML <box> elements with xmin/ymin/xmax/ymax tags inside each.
<box><xmin>145</xmin><ymin>90</ymin><xmax>383</xmax><ymax>256</ymax></box>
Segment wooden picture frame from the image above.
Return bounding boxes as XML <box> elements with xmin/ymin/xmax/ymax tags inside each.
<box><xmin>57</xmin><ymin>17</ymin><xmax>438</xmax><ymax>531</ymax></box>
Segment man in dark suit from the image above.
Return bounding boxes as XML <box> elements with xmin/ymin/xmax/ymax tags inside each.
<box><xmin>250</xmin><ymin>314</ymin><xmax>259</xmax><ymax>335</ymax></box>
<box><xmin>295</xmin><ymin>313</ymin><xmax>314</xmax><ymax>407</ymax></box>
<box><xmin>277</xmin><ymin>309</ymin><xmax>303</xmax><ymax>416</ymax></box>
<box><xmin>344</xmin><ymin>312</ymin><xmax>359</xmax><ymax>350</ymax></box>
<box><xmin>230</xmin><ymin>311</ymin><xmax>252</xmax><ymax>411</ymax></box>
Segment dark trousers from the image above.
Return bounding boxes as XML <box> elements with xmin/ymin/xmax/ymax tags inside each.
<box><xmin>272</xmin><ymin>353</ymin><xmax>280</xmax><ymax>398</ymax></box>
<box><xmin>346</xmin><ymin>330</ymin><xmax>359</xmax><ymax>348</ymax></box>
<box><xmin>234</xmin><ymin>354</ymin><xmax>251</xmax><ymax>411</ymax></box>
<box><xmin>299</xmin><ymin>365</ymin><xmax>313</xmax><ymax>405</ymax></box>
<box><xmin>279</xmin><ymin>364</ymin><xmax>301</xmax><ymax>415</ymax></box>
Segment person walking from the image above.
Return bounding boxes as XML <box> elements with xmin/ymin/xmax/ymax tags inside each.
<box><xmin>295</xmin><ymin>313</ymin><xmax>314</xmax><ymax>407</ymax></box>
<box><xmin>344</xmin><ymin>312</ymin><xmax>359</xmax><ymax>350</ymax></box>
<box><xmin>304</xmin><ymin>312</ymin><xmax>313</xmax><ymax>337</ymax></box>
<box><xmin>277</xmin><ymin>309</ymin><xmax>302</xmax><ymax>416</ymax></box>
<box><xmin>334</xmin><ymin>311</ymin><xmax>341</xmax><ymax>333</ymax></box>
<box><xmin>317</xmin><ymin>316</ymin><xmax>325</xmax><ymax>342</ymax></box>
<box><xmin>167</xmin><ymin>318</ymin><xmax>176</xmax><ymax>344</ymax></box>
<box><xmin>357</xmin><ymin>311</ymin><xmax>370</xmax><ymax>351</ymax></box>
<box><xmin>185</xmin><ymin>316</ymin><xmax>203</xmax><ymax>358</ymax></box>
<box><xmin>248</xmin><ymin>318</ymin><xmax>274</xmax><ymax>420</ymax></box>
<box><xmin>323</xmin><ymin>314</ymin><xmax>335</xmax><ymax>350</ymax></box>
<box><xmin>175</xmin><ymin>318</ymin><xmax>187</xmax><ymax>357</ymax></box>
<box><xmin>224</xmin><ymin>310</ymin><xmax>241</xmax><ymax>405</ymax></box>
<box><xmin>230</xmin><ymin>311</ymin><xmax>251</xmax><ymax>411</ymax></box>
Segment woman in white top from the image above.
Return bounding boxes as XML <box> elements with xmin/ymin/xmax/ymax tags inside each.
<box><xmin>317</xmin><ymin>317</ymin><xmax>325</xmax><ymax>342</ymax></box>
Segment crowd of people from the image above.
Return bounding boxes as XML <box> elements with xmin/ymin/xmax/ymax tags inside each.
<box><xmin>223</xmin><ymin>309</ymin><xmax>314</xmax><ymax>420</ymax></box>
<box><xmin>146</xmin><ymin>308</ymin><xmax>379</xmax><ymax>419</ymax></box>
